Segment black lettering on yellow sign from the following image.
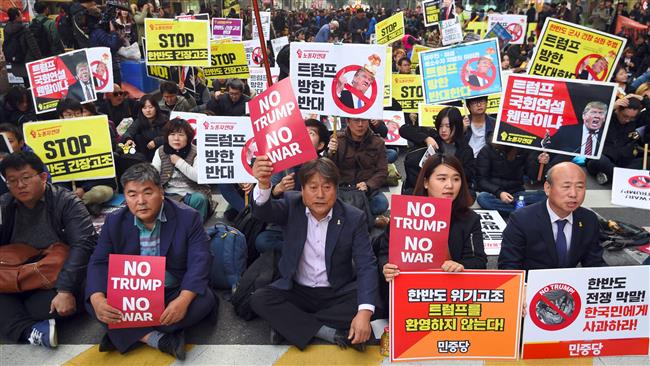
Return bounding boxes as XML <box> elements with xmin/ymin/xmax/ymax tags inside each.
<box><xmin>211</xmin><ymin>53</ymin><xmax>237</xmax><ymax>66</ymax></box>
<box><xmin>43</xmin><ymin>135</ymin><xmax>91</xmax><ymax>159</ymax></box>
<box><xmin>400</xmin><ymin>85</ymin><xmax>423</xmax><ymax>98</ymax></box>
<box><xmin>148</xmin><ymin>50</ymin><xmax>208</xmax><ymax>62</ymax></box>
<box><xmin>159</xmin><ymin>33</ymin><xmax>195</xmax><ymax>47</ymax></box>
<box><xmin>148</xmin><ymin>65</ymin><xmax>170</xmax><ymax>79</ymax></box>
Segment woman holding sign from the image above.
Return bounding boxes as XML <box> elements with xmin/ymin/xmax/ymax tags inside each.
<box><xmin>121</xmin><ymin>95</ymin><xmax>169</xmax><ymax>162</ymax></box>
<box><xmin>380</xmin><ymin>155</ymin><xmax>487</xmax><ymax>282</ymax></box>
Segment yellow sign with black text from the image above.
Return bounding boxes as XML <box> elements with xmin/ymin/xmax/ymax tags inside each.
<box><xmin>418</xmin><ymin>103</ymin><xmax>469</xmax><ymax>127</ymax></box>
<box><xmin>145</xmin><ymin>18</ymin><xmax>211</xmax><ymax>67</ymax></box>
<box><xmin>376</xmin><ymin>12</ymin><xmax>405</xmax><ymax>45</ymax></box>
<box><xmin>203</xmin><ymin>41</ymin><xmax>249</xmax><ymax>79</ymax></box>
<box><xmin>392</xmin><ymin>74</ymin><xmax>423</xmax><ymax>113</ymax></box>
<box><xmin>23</xmin><ymin>116</ymin><xmax>115</xmax><ymax>183</ymax></box>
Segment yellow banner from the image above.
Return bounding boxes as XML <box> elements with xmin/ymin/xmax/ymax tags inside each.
<box><xmin>466</xmin><ymin>20</ymin><xmax>536</xmax><ymax>40</ymax></box>
<box><xmin>145</xmin><ymin>18</ymin><xmax>211</xmax><ymax>67</ymax></box>
<box><xmin>203</xmin><ymin>41</ymin><xmax>250</xmax><ymax>79</ymax></box>
<box><xmin>384</xmin><ymin>47</ymin><xmax>393</xmax><ymax>107</ymax></box>
<box><xmin>410</xmin><ymin>44</ymin><xmax>431</xmax><ymax>71</ymax></box>
<box><xmin>529</xmin><ymin>18</ymin><xmax>625</xmax><ymax>80</ymax></box>
<box><xmin>24</xmin><ymin>116</ymin><xmax>115</xmax><ymax>183</ymax></box>
<box><xmin>392</xmin><ymin>74</ymin><xmax>423</xmax><ymax>113</ymax></box>
<box><xmin>376</xmin><ymin>12</ymin><xmax>405</xmax><ymax>45</ymax></box>
<box><xmin>418</xmin><ymin>103</ymin><xmax>469</xmax><ymax>127</ymax></box>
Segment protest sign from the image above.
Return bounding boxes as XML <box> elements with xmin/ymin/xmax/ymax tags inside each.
<box><xmin>23</xmin><ymin>116</ymin><xmax>115</xmax><ymax>183</ymax></box>
<box><xmin>422</xmin><ymin>0</ymin><xmax>441</xmax><ymax>27</ymax></box>
<box><xmin>485</xmin><ymin>93</ymin><xmax>500</xmax><ymax>115</ymax></box>
<box><xmin>252</xmin><ymin>11</ymin><xmax>271</xmax><ymax>41</ymax></box>
<box><xmin>212</xmin><ymin>18</ymin><xmax>243</xmax><ymax>41</ymax></box>
<box><xmin>467</xmin><ymin>21</ymin><xmax>537</xmax><ymax>40</ymax></box>
<box><xmin>249</xmin><ymin>78</ymin><xmax>318</xmax><ymax>173</ymax></box>
<box><xmin>488</xmin><ymin>14</ymin><xmax>527</xmax><ymax>45</ymax></box>
<box><xmin>410</xmin><ymin>44</ymin><xmax>431</xmax><ymax>72</ymax></box>
<box><xmin>244</xmin><ymin>39</ymin><xmax>265</xmax><ymax>67</ymax></box>
<box><xmin>392</xmin><ymin>74</ymin><xmax>423</xmax><ymax>113</ymax></box>
<box><xmin>203</xmin><ymin>41</ymin><xmax>250</xmax><ymax>79</ymax></box>
<box><xmin>290</xmin><ymin>42</ymin><xmax>387</xmax><ymax>119</ymax></box>
<box><xmin>419</xmin><ymin>39</ymin><xmax>503</xmax><ymax>105</ymax></box>
<box><xmin>383</xmin><ymin>110</ymin><xmax>407</xmax><ymax>146</ymax></box>
<box><xmin>107</xmin><ymin>254</ymin><xmax>165</xmax><ymax>329</ymax></box>
<box><xmin>529</xmin><ymin>18</ymin><xmax>626</xmax><ymax>81</ymax></box>
<box><xmin>475</xmin><ymin>210</ymin><xmax>507</xmax><ymax>255</ymax></box>
<box><xmin>389</xmin><ymin>195</ymin><xmax>451</xmax><ymax>270</ymax></box>
<box><xmin>169</xmin><ymin>111</ymin><xmax>204</xmax><ymax>132</ymax></box>
<box><xmin>493</xmin><ymin>74</ymin><xmax>617</xmax><ymax>159</ymax></box>
<box><xmin>384</xmin><ymin>47</ymin><xmax>392</xmax><ymax>107</ymax></box>
<box><xmin>391</xmin><ymin>270</ymin><xmax>525</xmax><ymax>361</ymax></box>
<box><xmin>196</xmin><ymin>116</ymin><xmax>256</xmax><ymax>184</ymax></box>
<box><xmin>27</xmin><ymin>49</ymin><xmax>96</xmax><ymax>114</ymax></box>
<box><xmin>87</xmin><ymin>47</ymin><xmax>114</xmax><ymax>93</ymax></box>
<box><xmin>248</xmin><ymin>67</ymin><xmax>280</xmax><ymax>96</ymax></box>
<box><xmin>523</xmin><ymin>266</ymin><xmax>650</xmax><ymax>359</ymax></box>
<box><xmin>441</xmin><ymin>18</ymin><xmax>463</xmax><ymax>46</ymax></box>
<box><xmin>144</xmin><ymin>18</ymin><xmax>210</xmax><ymax>67</ymax></box>
<box><xmin>611</xmin><ymin>168</ymin><xmax>650</xmax><ymax>210</ymax></box>
<box><xmin>271</xmin><ymin>36</ymin><xmax>289</xmax><ymax>56</ymax></box>
<box><xmin>175</xmin><ymin>13</ymin><xmax>209</xmax><ymax>20</ymax></box>
<box><xmin>376</xmin><ymin>11</ymin><xmax>405</xmax><ymax>45</ymax></box>
<box><xmin>484</xmin><ymin>22</ymin><xmax>513</xmax><ymax>51</ymax></box>
<box><xmin>418</xmin><ymin>104</ymin><xmax>469</xmax><ymax>127</ymax></box>
<box><xmin>222</xmin><ymin>0</ymin><xmax>239</xmax><ymax>17</ymax></box>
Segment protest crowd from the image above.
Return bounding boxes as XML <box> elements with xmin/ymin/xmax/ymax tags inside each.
<box><xmin>0</xmin><ymin>0</ymin><xmax>649</xmax><ymax>363</ymax></box>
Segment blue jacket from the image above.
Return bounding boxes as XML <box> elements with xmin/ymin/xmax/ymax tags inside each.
<box><xmin>85</xmin><ymin>198</ymin><xmax>212</xmax><ymax>301</ymax></box>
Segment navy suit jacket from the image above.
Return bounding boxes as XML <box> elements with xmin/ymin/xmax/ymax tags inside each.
<box><xmin>548</xmin><ymin>124</ymin><xmax>603</xmax><ymax>155</ymax></box>
<box><xmin>498</xmin><ymin>200</ymin><xmax>606</xmax><ymax>270</ymax></box>
<box><xmin>252</xmin><ymin>191</ymin><xmax>378</xmax><ymax>307</ymax></box>
<box><xmin>85</xmin><ymin>199</ymin><xmax>212</xmax><ymax>301</ymax></box>
<box><xmin>340</xmin><ymin>90</ymin><xmax>355</xmax><ymax>109</ymax></box>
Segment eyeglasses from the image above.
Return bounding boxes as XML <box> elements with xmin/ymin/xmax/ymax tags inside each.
<box><xmin>468</xmin><ymin>100</ymin><xmax>487</xmax><ymax>106</ymax></box>
<box><xmin>112</xmin><ymin>91</ymin><xmax>126</xmax><ymax>96</ymax></box>
<box><xmin>6</xmin><ymin>173</ymin><xmax>39</xmax><ymax>188</ymax></box>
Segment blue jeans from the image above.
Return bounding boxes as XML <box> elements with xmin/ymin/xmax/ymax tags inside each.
<box><xmin>218</xmin><ymin>184</ymin><xmax>245</xmax><ymax>212</ymax></box>
<box><xmin>476</xmin><ymin>190</ymin><xmax>546</xmax><ymax>215</ymax></box>
<box><xmin>369</xmin><ymin>191</ymin><xmax>389</xmax><ymax>215</ymax></box>
<box><xmin>386</xmin><ymin>148</ymin><xmax>398</xmax><ymax>164</ymax></box>
<box><xmin>255</xmin><ymin>226</ymin><xmax>283</xmax><ymax>254</ymax></box>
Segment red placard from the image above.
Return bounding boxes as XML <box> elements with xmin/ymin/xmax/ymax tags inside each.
<box><xmin>388</xmin><ymin>195</ymin><xmax>452</xmax><ymax>270</ymax></box>
<box><xmin>106</xmin><ymin>254</ymin><xmax>166</xmax><ymax>329</ymax></box>
<box><xmin>249</xmin><ymin>77</ymin><xmax>318</xmax><ymax>173</ymax></box>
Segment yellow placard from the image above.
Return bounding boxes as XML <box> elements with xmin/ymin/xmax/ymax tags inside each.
<box><xmin>529</xmin><ymin>18</ymin><xmax>625</xmax><ymax>80</ymax></box>
<box><xmin>485</xmin><ymin>93</ymin><xmax>500</xmax><ymax>115</ymax></box>
<box><xmin>23</xmin><ymin>116</ymin><xmax>115</xmax><ymax>183</ymax></box>
<box><xmin>423</xmin><ymin>0</ymin><xmax>440</xmax><ymax>26</ymax></box>
<box><xmin>418</xmin><ymin>103</ymin><xmax>469</xmax><ymax>127</ymax></box>
<box><xmin>222</xmin><ymin>0</ymin><xmax>240</xmax><ymax>17</ymax></box>
<box><xmin>145</xmin><ymin>18</ymin><xmax>211</xmax><ymax>67</ymax></box>
<box><xmin>392</xmin><ymin>74</ymin><xmax>423</xmax><ymax>113</ymax></box>
<box><xmin>410</xmin><ymin>44</ymin><xmax>431</xmax><ymax>71</ymax></box>
<box><xmin>203</xmin><ymin>41</ymin><xmax>250</xmax><ymax>79</ymax></box>
<box><xmin>376</xmin><ymin>11</ymin><xmax>405</xmax><ymax>45</ymax></box>
<box><xmin>384</xmin><ymin>47</ymin><xmax>393</xmax><ymax>107</ymax></box>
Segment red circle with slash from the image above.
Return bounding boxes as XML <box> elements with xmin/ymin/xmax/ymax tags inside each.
<box><xmin>331</xmin><ymin>65</ymin><xmax>378</xmax><ymax>114</ymax></box>
<box><xmin>90</xmin><ymin>60</ymin><xmax>109</xmax><ymax>90</ymax></box>
<box><xmin>575</xmin><ymin>54</ymin><xmax>609</xmax><ymax>81</ymax></box>
<box><xmin>460</xmin><ymin>57</ymin><xmax>497</xmax><ymax>91</ymax></box>
<box><xmin>252</xmin><ymin>47</ymin><xmax>264</xmax><ymax>66</ymax></box>
<box><xmin>529</xmin><ymin>283</ymin><xmax>581</xmax><ymax>331</ymax></box>
<box><xmin>506</xmin><ymin>23</ymin><xmax>523</xmax><ymax>42</ymax></box>
<box><xmin>242</xmin><ymin>137</ymin><xmax>258</xmax><ymax>176</ymax></box>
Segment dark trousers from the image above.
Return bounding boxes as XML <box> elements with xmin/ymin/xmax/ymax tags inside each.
<box><xmin>0</xmin><ymin>289</ymin><xmax>84</xmax><ymax>342</ymax></box>
<box><xmin>586</xmin><ymin>155</ymin><xmax>644</xmax><ymax>181</ymax></box>
<box><xmin>250</xmin><ymin>283</ymin><xmax>358</xmax><ymax>350</ymax></box>
<box><xmin>85</xmin><ymin>287</ymin><xmax>215</xmax><ymax>353</ymax></box>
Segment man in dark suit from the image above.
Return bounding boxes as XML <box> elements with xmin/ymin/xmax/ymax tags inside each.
<box><xmin>250</xmin><ymin>157</ymin><xmax>378</xmax><ymax>351</ymax></box>
<box><xmin>498</xmin><ymin>162</ymin><xmax>606</xmax><ymax>270</ymax></box>
<box><xmin>85</xmin><ymin>164</ymin><xmax>215</xmax><ymax>360</ymax></box>
<box><xmin>548</xmin><ymin>101</ymin><xmax>607</xmax><ymax>158</ymax></box>
<box><xmin>466</xmin><ymin>56</ymin><xmax>494</xmax><ymax>88</ymax></box>
<box><xmin>337</xmin><ymin>67</ymin><xmax>375</xmax><ymax>110</ymax></box>
<box><xmin>66</xmin><ymin>62</ymin><xmax>96</xmax><ymax>102</ymax></box>
<box><xmin>577</xmin><ymin>56</ymin><xmax>608</xmax><ymax>80</ymax></box>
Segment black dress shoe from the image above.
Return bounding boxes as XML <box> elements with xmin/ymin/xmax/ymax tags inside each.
<box><xmin>270</xmin><ymin>328</ymin><xmax>285</xmax><ymax>345</ymax></box>
<box><xmin>332</xmin><ymin>330</ymin><xmax>367</xmax><ymax>352</ymax></box>
<box><xmin>98</xmin><ymin>333</ymin><xmax>116</xmax><ymax>352</ymax></box>
<box><xmin>157</xmin><ymin>331</ymin><xmax>186</xmax><ymax>360</ymax></box>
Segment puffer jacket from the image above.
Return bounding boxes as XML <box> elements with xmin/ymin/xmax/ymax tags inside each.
<box><xmin>3</xmin><ymin>20</ymin><xmax>42</xmax><ymax>77</ymax></box>
<box><xmin>475</xmin><ymin>143</ymin><xmax>541</xmax><ymax>196</ymax></box>
<box><xmin>329</xmin><ymin>127</ymin><xmax>387</xmax><ymax>192</ymax></box>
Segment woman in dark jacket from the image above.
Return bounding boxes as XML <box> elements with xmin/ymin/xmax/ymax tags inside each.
<box><xmin>121</xmin><ymin>94</ymin><xmax>168</xmax><ymax>162</ymax></box>
<box><xmin>400</xmin><ymin>106</ymin><xmax>475</xmax><ymax>195</ymax></box>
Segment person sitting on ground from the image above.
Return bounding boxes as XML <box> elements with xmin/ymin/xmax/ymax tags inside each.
<box><xmin>249</xmin><ymin>157</ymin><xmax>378</xmax><ymax>351</ymax></box>
<box><xmin>151</xmin><ymin>118</ymin><xmax>214</xmax><ymax>221</ymax></box>
<box><xmin>0</xmin><ymin>86</ymin><xmax>37</xmax><ymax>126</ymax></box>
<box><xmin>85</xmin><ymin>163</ymin><xmax>216</xmax><ymax>360</ymax></box>
<box><xmin>98</xmin><ymin>84</ymin><xmax>139</xmax><ymax>131</ymax></box>
<box><xmin>463</xmin><ymin>96</ymin><xmax>495</xmax><ymax>158</ymax></box>
<box><xmin>121</xmin><ymin>94</ymin><xmax>169</xmax><ymax>162</ymax></box>
<box><xmin>206</xmin><ymin>79</ymin><xmax>250</xmax><ymax>116</ymax></box>
<box><xmin>158</xmin><ymin>81</ymin><xmax>196</xmax><ymax>114</ymax></box>
<box><xmin>0</xmin><ymin>151</ymin><xmax>97</xmax><ymax>348</ymax></box>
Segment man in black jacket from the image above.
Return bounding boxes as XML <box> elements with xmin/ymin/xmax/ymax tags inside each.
<box><xmin>206</xmin><ymin>79</ymin><xmax>250</xmax><ymax>116</ymax></box>
<box><xmin>0</xmin><ymin>151</ymin><xmax>97</xmax><ymax>348</ymax></box>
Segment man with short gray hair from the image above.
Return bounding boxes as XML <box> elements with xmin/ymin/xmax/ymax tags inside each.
<box><xmin>85</xmin><ymin>163</ymin><xmax>215</xmax><ymax>360</ymax></box>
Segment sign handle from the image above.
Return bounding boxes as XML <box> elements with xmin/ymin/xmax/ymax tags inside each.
<box><xmin>251</xmin><ymin>0</ymin><xmax>273</xmax><ymax>87</ymax></box>
<box><xmin>644</xmin><ymin>143</ymin><xmax>648</xmax><ymax>170</ymax></box>
<box><xmin>537</xmin><ymin>162</ymin><xmax>545</xmax><ymax>182</ymax></box>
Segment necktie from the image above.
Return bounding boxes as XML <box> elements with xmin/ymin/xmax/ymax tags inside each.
<box><xmin>555</xmin><ymin>219</ymin><xmax>568</xmax><ymax>267</ymax></box>
<box><xmin>357</xmin><ymin>98</ymin><xmax>362</xmax><ymax>108</ymax></box>
<box><xmin>84</xmin><ymin>84</ymin><xmax>92</xmax><ymax>100</ymax></box>
<box><xmin>585</xmin><ymin>131</ymin><xmax>594</xmax><ymax>156</ymax></box>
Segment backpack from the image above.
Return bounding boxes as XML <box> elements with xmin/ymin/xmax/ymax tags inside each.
<box><xmin>598</xmin><ymin>216</ymin><xmax>650</xmax><ymax>250</ymax></box>
<box><xmin>337</xmin><ymin>185</ymin><xmax>374</xmax><ymax>231</ymax></box>
<box><xmin>207</xmin><ymin>222</ymin><xmax>247</xmax><ymax>290</ymax></box>
<box><xmin>2</xmin><ymin>29</ymin><xmax>26</xmax><ymax>64</ymax></box>
<box><xmin>29</xmin><ymin>17</ymin><xmax>51</xmax><ymax>57</ymax></box>
<box><xmin>230</xmin><ymin>249</ymin><xmax>279</xmax><ymax>320</ymax></box>
<box><xmin>231</xmin><ymin>204</ymin><xmax>266</xmax><ymax>265</ymax></box>
<box><xmin>55</xmin><ymin>6</ymin><xmax>76</xmax><ymax>49</ymax></box>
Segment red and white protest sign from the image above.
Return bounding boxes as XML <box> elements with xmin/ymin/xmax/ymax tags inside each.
<box><xmin>488</xmin><ymin>14</ymin><xmax>527</xmax><ymax>44</ymax></box>
<box><xmin>389</xmin><ymin>195</ymin><xmax>452</xmax><ymax>270</ymax></box>
<box><xmin>249</xmin><ymin>78</ymin><xmax>318</xmax><ymax>173</ymax></box>
<box><xmin>106</xmin><ymin>254</ymin><xmax>165</xmax><ymax>329</ymax></box>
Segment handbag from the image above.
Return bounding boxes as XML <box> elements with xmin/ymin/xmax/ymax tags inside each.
<box><xmin>337</xmin><ymin>185</ymin><xmax>374</xmax><ymax>231</ymax></box>
<box><xmin>117</xmin><ymin>42</ymin><xmax>141</xmax><ymax>60</ymax></box>
<box><xmin>0</xmin><ymin>243</ymin><xmax>70</xmax><ymax>293</ymax></box>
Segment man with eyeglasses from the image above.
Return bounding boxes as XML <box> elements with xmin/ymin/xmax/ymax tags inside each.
<box><xmin>0</xmin><ymin>151</ymin><xmax>97</xmax><ymax>348</ymax></box>
<box><xmin>463</xmin><ymin>96</ymin><xmax>495</xmax><ymax>158</ymax></box>
<box><xmin>98</xmin><ymin>84</ymin><xmax>138</xmax><ymax>126</ymax></box>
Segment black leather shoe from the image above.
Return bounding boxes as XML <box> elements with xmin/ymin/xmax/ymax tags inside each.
<box><xmin>98</xmin><ymin>333</ymin><xmax>116</xmax><ymax>352</ymax></box>
<box><xmin>157</xmin><ymin>331</ymin><xmax>186</xmax><ymax>360</ymax></box>
<box><xmin>270</xmin><ymin>328</ymin><xmax>284</xmax><ymax>345</ymax></box>
<box><xmin>332</xmin><ymin>330</ymin><xmax>367</xmax><ymax>352</ymax></box>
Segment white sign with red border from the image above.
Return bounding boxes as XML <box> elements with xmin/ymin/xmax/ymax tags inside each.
<box><xmin>611</xmin><ymin>167</ymin><xmax>650</xmax><ymax>210</ymax></box>
<box><xmin>488</xmin><ymin>14</ymin><xmax>527</xmax><ymax>45</ymax></box>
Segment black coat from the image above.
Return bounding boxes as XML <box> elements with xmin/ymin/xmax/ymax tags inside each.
<box><xmin>120</xmin><ymin>115</ymin><xmax>167</xmax><ymax>161</ymax></box>
<box><xmin>475</xmin><ymin>144</ymin><xmax>540</xmax><ymax>196</ymax></box>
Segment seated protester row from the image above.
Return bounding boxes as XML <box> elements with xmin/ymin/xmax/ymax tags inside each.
<box><xmin>327</xmin><ymin>117</ymin><xmax>389</xmax><ymax>220</ymax></box>
<box><xmin>98</xmin><ymin>84</ymin><xmax>139</xmax><ymax>129</ymax></box>
<box><xmin>250</xmin><ymin>157</ymin><xmax>378</xmax><ymax>351</ymax></box>
<box><xmin>475</xmin><ymin>135</ymin><xmax>548</xmax><ymax>217</ymax></box>
<box><xmin>400</xmin><ymin>107</ymin><xmax>475</xmax><ymax>196</ymax></box>
<box><xmin>498</xmin><ymin>162</ymin><xmax>606</xmax><ymax>270</ymax></box>
<box><xmin>86</xmin><ymin>164</ymin><xmax>215</xmax><ymax>360</ymax></box>
<box><xmin>151</xmin><ymin>119</ymin><xmax>215</xmax><ymax>221</ymax></box>
<box><xmin>159</xmin><ymin>81</ymin><xmax>197</xmax><ymax>114</ymax></box>
<box><xmin>0</xmin><ymin>86</ymin><xmax>36</xmax><ymax>126</ymax></box>
<box><xmin>0</xmin><ymin>123</ymin><xmax>51</xmax><ymax>196</ymax></box>
<box><xmin>463</xmin><ymin>96</ymin><xmax>495</xmax><ymax>158</ymax></box>
<box><xmin>206</xmin><ymin>79</ymin><xmax>250</xmax><ymax>117</ymax></box>
<box><xmin>122</xmin><ymin>95</ymin><xmax>169</xmax><ymax>162</ymax></box>
<box><xmin>0</xmin><ymin>151</ymin><xmax>97</xmax><ymax>348</ymax></box>
<box><xmin>255</xmin><ymin>118</ymin><xmax>330</xmax><ymax>254</ymax></box>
